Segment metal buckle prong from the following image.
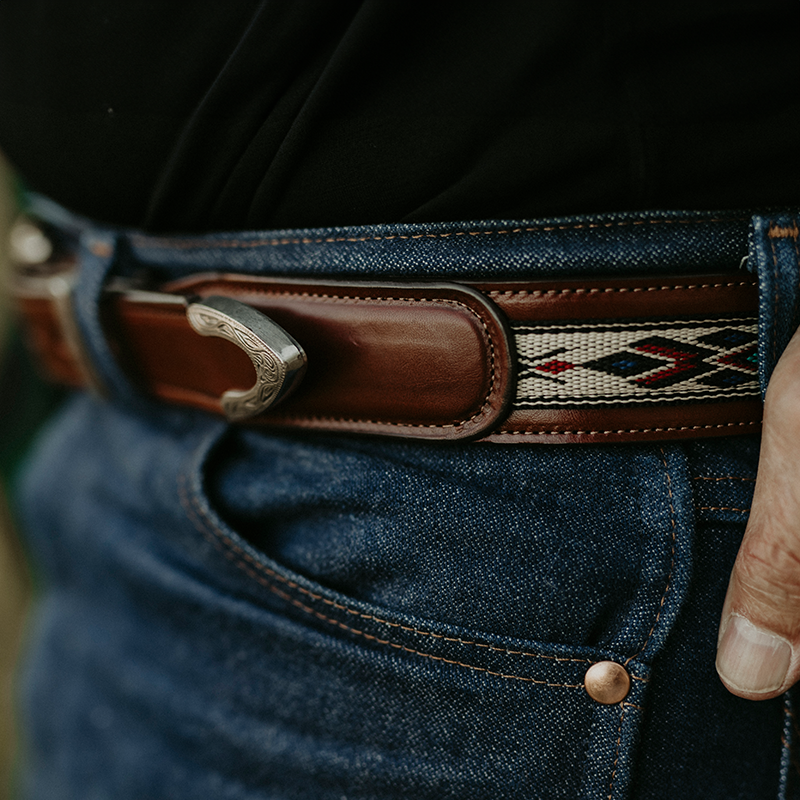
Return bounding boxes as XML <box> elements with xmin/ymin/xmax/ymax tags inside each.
<box><xmin>186</xmin><ymin>295</ymin><xmax>307</xmax><ymax>422</ymax></box>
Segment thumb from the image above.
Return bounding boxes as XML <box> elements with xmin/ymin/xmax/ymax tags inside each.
<box><xmin>716</xmin><ymin>328</ymin><xmax>800</xmax><ymax>700</ymax></box>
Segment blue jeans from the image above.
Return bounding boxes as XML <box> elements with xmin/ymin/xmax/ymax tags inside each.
<box><xmin>15</xmin><ymin>203</ymin><xmax>800</xmax><ymax>798</ymax></box>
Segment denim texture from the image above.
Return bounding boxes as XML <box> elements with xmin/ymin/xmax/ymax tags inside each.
<box><xmin>748</xmin><ymin>213</ymin><xmax>800</xmax><ymax>395</ymax></box>
<box><xmin>15</xmin><ymin>203</ymin><xmax>800</xmax><ymax>798</ymax></box>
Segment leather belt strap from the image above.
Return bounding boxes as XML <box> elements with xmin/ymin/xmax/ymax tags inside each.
<box><xmin>13</xmin><ymin>255</ymin><xmax>762</xmax><ymax>443</ymax></box>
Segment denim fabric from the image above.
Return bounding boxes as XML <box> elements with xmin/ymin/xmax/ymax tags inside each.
<box><xmin>748</xmin><ymin>214</ymin><xmax>800</xmax><ymax>395</ymax></box>
<box><xmin>15</xmin><ymin>203</ymin><xmax>800</xmax><ymax>798</ymax></box>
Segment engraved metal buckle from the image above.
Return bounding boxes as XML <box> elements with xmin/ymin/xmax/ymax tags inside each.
<box><xmin>185</xmin><ymin>296</ymin><xmax>307</xmax><ymax>421</ymax></box>
<box><xmin>9</xmin><ymin>217</ymin><xmax>307</xmax><ymax>420</ymax></box>
<box><xmin>108</xmin><ymin>285</ymin><xmax>308</xmax><ymax>422</ymax></box>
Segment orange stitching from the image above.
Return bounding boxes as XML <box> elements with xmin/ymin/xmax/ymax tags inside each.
<box><xmin>630</xmin><ymin>675</ymin><xmax>649</xmax><ymax>683</ymax></box>
<box><xmin>222</xmin><ymin>549</ymin><xmax>583</xmax><ymax>687</ymax></box>
<box><xmin>692</xmin><ymin>476</ymin><xmax>755</xmax><ymax>482</ymax></box>
<box><xmin>488</xmin><ymin>281</ymin><xmax>754</xmax><ymax>299</ymax></box>
<box><xmin>176</xmin><ymin>473</ymin><xmax>593</xmax><ymax>671</ymax></box>
<box><xmin>498</xmin><ymin>421</ymin><xmax>760</xmax><ymax>437</ymax></box>
<box><xmin>626</xmin><ymin>448</ymin><xmax>677</xmax><ymax>665</ymax></box>
<box><xmin>607</xmin><ymin>705</ymin><xmax>626</xmax><ymax>800</ymax></box>
<box><xmin>769</xmin><ymin>223</ymin><xmax>800</xmax><ymax>240</ymax></box>
<box><xmin>697</xmin><ymin>505</ymin><xmax>750</xmax><ymax>513</ymax></box>
<box><xmin>621</xmin><ymin>702</ymin><xmax>643</xmax><ymax>711</ymax></box>
<box><xmin>130</xmin><ymin>216</ymin><xmax>750</xmax><ymax>251</ymax></box>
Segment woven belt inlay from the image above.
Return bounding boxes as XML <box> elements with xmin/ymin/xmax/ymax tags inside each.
<box><xmin>513</xmin><ymin>316</ymin><xmax>759</xmax><ymax>407</ymax></box>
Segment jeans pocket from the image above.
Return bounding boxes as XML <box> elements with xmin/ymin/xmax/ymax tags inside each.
<box><xmin>168</xmin><ymin>421</ymin><xmax>702</xmax><ymax>800</ymax></box>
<box><xmin>17</xmin><ymin>397</ymin><xmax>704</xmax><ymax>799</ymax></box>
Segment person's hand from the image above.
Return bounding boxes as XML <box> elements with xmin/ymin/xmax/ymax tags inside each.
<box><xmin>716</xmin><ymin>326</ymin><xmax>800</xmax><ymax>699</ymax></box>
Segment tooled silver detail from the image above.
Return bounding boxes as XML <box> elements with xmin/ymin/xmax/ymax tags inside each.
<box><xmin>186</xmin><ymin>296</ymin><xmax>306</xmax><ymax>422</ymax></box>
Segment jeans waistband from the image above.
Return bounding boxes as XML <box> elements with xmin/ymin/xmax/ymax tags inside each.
<box><xmin>29</xmin><ymin>195</ymin><xmax>754</xmax><ymax>280</ymax></box>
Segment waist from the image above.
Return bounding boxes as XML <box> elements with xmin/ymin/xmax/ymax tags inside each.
<box><xmin>11</xmin><ymin>200</ymin><xmax>776</xmax><ymax>444</ymax></box>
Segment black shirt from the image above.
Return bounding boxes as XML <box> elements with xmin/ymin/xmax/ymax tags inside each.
<box><xmin>0</xmin><ymin>1</ymin><xmax>798</xmax><ymax>232</ymax></box>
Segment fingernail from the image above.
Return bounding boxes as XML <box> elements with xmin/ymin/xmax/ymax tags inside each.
<box><xmin>716</xmin><ymin>614</ymin><xmax>791</xmax><ymax>694</ymax></box>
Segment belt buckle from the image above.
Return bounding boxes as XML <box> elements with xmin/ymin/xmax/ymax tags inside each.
<box><xmin>185</xmin><ymin>295</ymin><xmax>307</xmax><ymax>421</ymax></box>
<box><xmin>9</xmin><ymin>218</ymin><xmax>307</xmax><ymax>420</ymax></box>
<box><xmin>106</xmin><ymin>285</ymin><xmax>308</xmax><ymax>422</ymax></box>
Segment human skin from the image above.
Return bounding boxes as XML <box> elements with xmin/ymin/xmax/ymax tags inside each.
<box><xmin>717</xmin><ymin>325</ymin><xmax>800</xmax><ymax>699</ymax></box>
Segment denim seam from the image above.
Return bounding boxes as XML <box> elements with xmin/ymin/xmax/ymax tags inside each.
<box><xmin>784</xmin><ymin>705</ymin><xmax>800</xmax><ymax>759</ymax></box>
<box><xmin>604</xmin><ymin>707</ymin><xmax>645</xmax><ymax>799</ymax></box>
<box><xmin>780</xmin><ymin>733</ymin><xmax>800</xmax><ymax>785</ymax></box>
<box><xmin>142</xmin><ymin>293</ymin><xmax>499</xmax><ymax>431</ymax></box>
<box><xmin>177</xmin><ymin>473</ymin><xmax>593</xmax><ymax>681</ymax></box>
<box><xmin>792</xmin><ymin>234</ymin><xmax>800</xmax><ymax>368</ymax></box>
<box><xmin>769</xmin><ymin>225</ymin><xmax>780</xmax><ymax>369</ymax></box>
<box><xmin>781</xmin><ymin>733</ymin><xmax>800</xmax><ymax>775</ymax></box>
<box><xmin>607</xmin><ymin>705</ymin><xmax>627</xmax><ymax>800</ymax></box>
<box><xmin>626</xmin><ymin>446</ymin><xmax>677</xmax><ymax>664</ymax></box>
<box><xmin>130</xmin><ymin>215</ymin><xmax>750</xmax><ymax>250</ymax></box>
<box><xmin>781</xmin><ymin>712</ymin><xmax>800</xmax><ymax>780</ymax></box>
<box><xmin>782</xmin><ymin>734</ymin><xmax>800</xmax><ymax>778</ymax></box>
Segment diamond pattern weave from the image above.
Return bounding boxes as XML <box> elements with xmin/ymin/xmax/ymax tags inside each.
<box><xmin>514</xmin><ymin>316</ymin><xmax>758</xmax><ymax>407</ymax></box>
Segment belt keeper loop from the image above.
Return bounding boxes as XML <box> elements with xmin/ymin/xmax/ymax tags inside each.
<box><xmin>41</xmin><ymin>267</ymin><xmax>106</xmax><ymax>397</ymax></box>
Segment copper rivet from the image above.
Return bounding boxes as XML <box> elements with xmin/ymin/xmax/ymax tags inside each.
<box><xmin>584</xmin><ymin>661</ymin><xmax>630</xmax><ymax>704</ymax></box>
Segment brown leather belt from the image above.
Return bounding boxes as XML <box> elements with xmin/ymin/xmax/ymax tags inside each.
<box><xmin>13</xmin><ymin>250</ymin><xmax>762</xmax><ymax>444</ymax></box>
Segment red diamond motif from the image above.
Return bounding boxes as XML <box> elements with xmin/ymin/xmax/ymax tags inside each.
<box><xmin>535</xmin><ymin>360</ymin><xmax>575</xmax><ymax>374</ymax></box>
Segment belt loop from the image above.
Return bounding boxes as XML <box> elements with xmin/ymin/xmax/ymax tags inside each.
<box><xmin>748</xmin><ymin>214</ymin><xmax>800</xmax><ymax>399</ymax></box>
<box><xmin>71</xmin><ymin>229</ymin><xmax>140</xmax><ymax>407</ymax></box>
